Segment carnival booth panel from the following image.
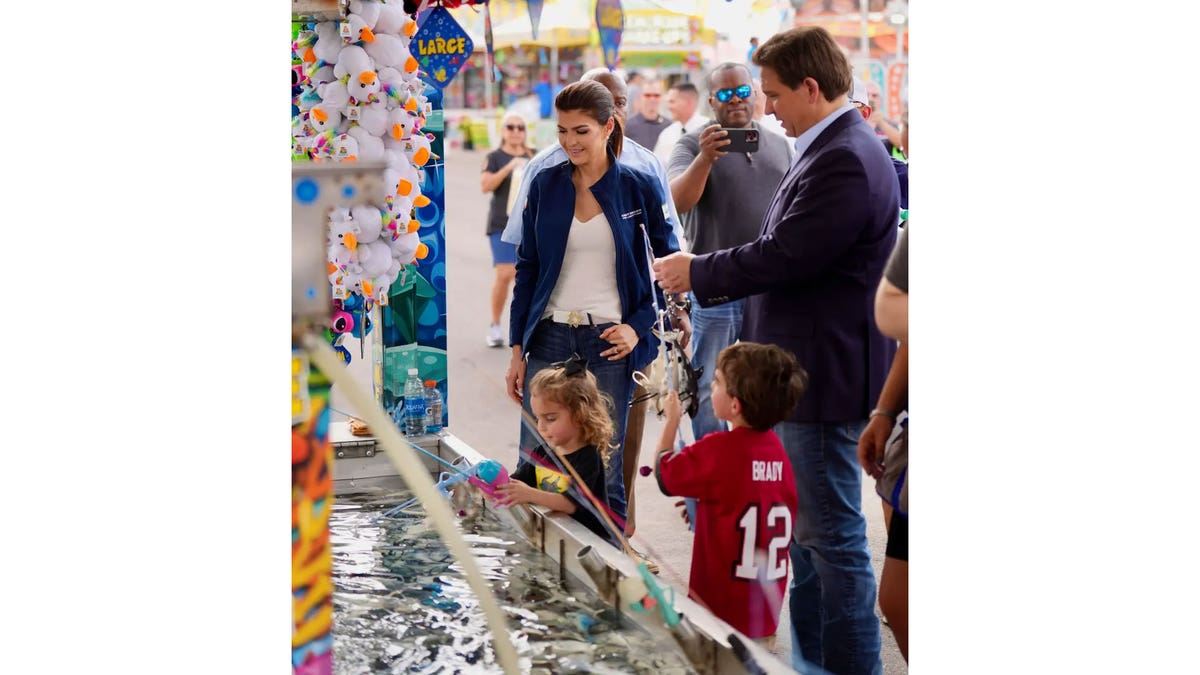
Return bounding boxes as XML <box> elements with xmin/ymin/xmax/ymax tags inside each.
<box><xmin>618</xmin><ymin>0</ymin><xmax>716</xmax><ymax>81</ymax></box>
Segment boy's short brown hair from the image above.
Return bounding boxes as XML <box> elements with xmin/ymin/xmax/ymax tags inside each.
<box><xmin>752</xmin><ymin>26</ymin><xmax>851</xmax><ymax>102</ymax></box>
<box><xmin>717</xmin><ymin>343</ymin><xmax>809</xmax><ymax>431</ymax></box>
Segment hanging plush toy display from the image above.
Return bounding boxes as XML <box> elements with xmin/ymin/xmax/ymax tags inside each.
<box><xmin>292</xmin><ymin>0</ymin><xmax>434</xmax><ymax>345</ymax></box>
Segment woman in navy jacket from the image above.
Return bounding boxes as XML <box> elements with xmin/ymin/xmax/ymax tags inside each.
<box><xmin>504</xmin><ymin>80</ymin><xmax>681</xmax><ymax>524</ymax></box>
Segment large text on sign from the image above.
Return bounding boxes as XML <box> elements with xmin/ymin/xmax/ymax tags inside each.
<box><xmin>416</xmin><ymin>37</ymin><xmax>468</xmax><ymax>56</ymax></box>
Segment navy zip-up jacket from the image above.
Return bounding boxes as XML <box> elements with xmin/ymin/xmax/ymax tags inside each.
<box><xmin>510</xmin><ymin>149</ymin><xmax>680</xmax><ymax>372</ymax></box>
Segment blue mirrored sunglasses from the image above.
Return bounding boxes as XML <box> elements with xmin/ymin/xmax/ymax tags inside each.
<box><xmin>715</xmin><ymin>84</ymin><xmax>753</xmax><ymax>103</ymax></box>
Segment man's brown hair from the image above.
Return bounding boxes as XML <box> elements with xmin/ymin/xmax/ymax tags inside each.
<box><xmin>752</xmin><ymin>26</ymin><xmax>852</xmax><ymax>102</ymax></box>
<box><xmin>717</xmin><ymin>342</ymin><xmax>808</xmax><ymax>431</ymax></box>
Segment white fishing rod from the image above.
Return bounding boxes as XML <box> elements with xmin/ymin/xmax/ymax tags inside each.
<box><xmin>301</xmin><ymin>332</ymin><xmax>521</xmax><ymax>675</ymax></box>
<box><xmin>636</xmin><ymin>223</ymin><xmax>697</xmax><ymax>449</ymax></box>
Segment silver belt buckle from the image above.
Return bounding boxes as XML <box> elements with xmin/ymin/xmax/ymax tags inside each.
<box><xmin>567</xmin><ymin>311</ymin><xmax>583</xmax><ymax>328</ymax></box>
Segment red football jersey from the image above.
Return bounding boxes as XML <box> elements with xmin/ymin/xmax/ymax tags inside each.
<box><xmin>656</xmin><ymin>427</ymin><xmax>798</xmax><ymax>638</ymax></box>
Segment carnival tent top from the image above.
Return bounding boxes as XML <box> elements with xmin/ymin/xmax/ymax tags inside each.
<box><xmin>489</xmin><ymin>0</ymin><xmax>593</xmax><ymax>48</ymax></box>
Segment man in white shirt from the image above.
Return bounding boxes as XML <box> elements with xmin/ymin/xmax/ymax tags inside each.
<box><xmin>653</xmin><ymin>82</ymin><xmax>708</xmax><ymax>165</ymax></box>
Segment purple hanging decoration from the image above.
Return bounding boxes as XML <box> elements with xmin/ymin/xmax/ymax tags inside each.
<box><xmin>527</xmin><ymin>0</ymin><xmax>545</xmax><ymax>41</ymax></box>
<box><xmin>483</xmin><ymin>1</ymin><xmax>495</xmax><ymax>82</ymax></box>
<box><xmin>595</xmin><ymin>0</ymin><xmax>624</xmax><ymax>71</ymax></box>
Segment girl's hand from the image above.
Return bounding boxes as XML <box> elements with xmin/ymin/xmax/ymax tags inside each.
<box><xmin>494</xmin><ymin>480</ymin><xmax>534</xmax><ymax>507</ymax></box>
<box><xmin>599</xmin><ymin>324</ymin><xmax>639</xmax><ymax>361</ymax></box>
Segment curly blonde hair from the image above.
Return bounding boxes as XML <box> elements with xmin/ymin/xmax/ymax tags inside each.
<box><xmin>528</xmin><ymin>365</ymin><xmax>616</xmax><ymax>465</ymax></box>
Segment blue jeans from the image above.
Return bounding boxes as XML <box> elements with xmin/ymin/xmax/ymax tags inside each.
<box><xmin>519</xmin><ymin>320</ymin><xmax>634</xmax><ymax>521</ymax></box>
<box><xmin>776</xmin><ymin>421</ymin><xmax>882</xmax><ymax>675</ymax></box>
<box><xmin>681</xmin><ymin>293</ymin><xmax>744</xmax><ymax>531</ymax></box>
<box><xmin>687</xmin><ymin>293</ymin><xmax>744</xmax><ymax>441</ymax></box>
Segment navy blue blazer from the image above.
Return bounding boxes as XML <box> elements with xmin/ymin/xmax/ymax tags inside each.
<box><xmin>690</xmin><ymin>108</ymin><xmax>900</xmax><ymax>423</ymax></box>
<box><xmin>510</xmin><ymin>149</ymin><xmax>681</xmax><ymax>372</ymax></box>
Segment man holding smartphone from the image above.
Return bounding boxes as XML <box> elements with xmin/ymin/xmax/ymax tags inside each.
<box><xmin>667</xmin><ymin>62</ymin><xmax>793</xmax><ymax>470</ymax></box>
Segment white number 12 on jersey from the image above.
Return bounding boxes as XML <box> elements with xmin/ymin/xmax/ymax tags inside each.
<box><xmin>733</xmin><ymin>504</ymin><xmax>792</xmax><ymax>581</ymax></box>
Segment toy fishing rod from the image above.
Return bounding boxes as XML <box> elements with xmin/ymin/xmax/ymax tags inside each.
<box><xmin>515</xmin><ymin>407</ymin><xmax>637</xmax><ymax>558</ymax></box>
<box><xmin>727</xmin><ymin>634</ymin><xmax>767</xmax><ymax>675</ymax></box>
<box><xmin>301</xmin><ymin>332</ymin><xmax>520</xmax><ymax>674</ymax></box>
<box><xmin>325</xmin><ymin>406</ymin><xmax>514</xmax><ymax>517</ymax></box>
<box><xmin>509</xmin><ymin>377</ymin><xmax>715</xmax><ymax>660</ymax></box>
<box><xmin>634</xmin><ymin>223</ymin><xmax>701</xmax><ymax>422</ymax></box>
<box><xmin>361</xmin><ymin>399</ymin><xmax>625</xmax><ymax>551</ymax></box>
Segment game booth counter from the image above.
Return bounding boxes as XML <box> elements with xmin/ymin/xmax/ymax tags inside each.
<box><xmin>291</xmin><ymin>1</ymin><xmax>801</xmax><ymax>673</ymax></box>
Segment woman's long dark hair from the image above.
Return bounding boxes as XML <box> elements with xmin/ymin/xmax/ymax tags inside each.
<box><xmin>554</xmin><ymin>80</ymin><xmax>623</xmax><ymax>159</ymax></box>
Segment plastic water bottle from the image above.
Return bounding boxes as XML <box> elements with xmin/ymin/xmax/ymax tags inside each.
<box><xmin>424</xmin><ymin>380</ymin><xmax>444</xmax><ymax>433</ymax></box>
<box><xmin>403</xmin><ymin>368</ymin><xmax>426</xmax><ymax>436</ymax></box>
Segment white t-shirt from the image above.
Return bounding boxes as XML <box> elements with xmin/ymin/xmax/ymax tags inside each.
<box><xmin>756</xmin><ymin>113</ymin><xmax>788</xmax><ymax>137</ymax></box>
<box><xmin>653</xmin><ymin>112</ymin><xmax>708</xmax><ymax>165</ymax></box>
<box><xmin>543</xmin><ymin>212</ymin><xmax>623</xmax><ymax>324</ymax></box>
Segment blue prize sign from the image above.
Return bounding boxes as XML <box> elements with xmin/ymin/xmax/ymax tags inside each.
<box><xmin>413</xmin><ymin>6</ymin><xmax>474</xmax><ymax>89</ymax></box>
<box><xmin>595</xmin><ymin>0</ymin><xmax>624</xmax><ymax>70</ymax></box>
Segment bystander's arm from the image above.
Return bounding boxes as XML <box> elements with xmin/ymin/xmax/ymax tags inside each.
<box><xmin>875</xmin><ymin>225</ymin><xmax>908</xmax><ymax>342</ymax></box>
<box><xmin>868</xmin><ymin>112</ymin><xmax>902</xmax><ymax>154</ymax></box>
<box><xmin>875</xmin><ymin>278</ymin><xmax>907</xmax><ymax>342</ymax></box>
<box><xmin>669</xmin><ymin>126</ymin><xmax>728</xmax><ymax>213</ymax></box>
<box><xmin>481</xmin><ymin>156</ymin><xmax>521</xmax><ymax>193</ymax></box>
<box><xmin>876</xmin><ymin>117</ymin><xmax>904</xmax><ymax>152</ymax></box>
<box><xmin>669</xmin><ymin>154</ymin><xmax>713</xmax><ymax>213</ymax></box>
<box><xmin>858</xmin><ymin>341</ymin><xmax>907</xmax><ymax>478</ymax></box>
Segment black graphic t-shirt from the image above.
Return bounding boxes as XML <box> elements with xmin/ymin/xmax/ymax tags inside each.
<box><xmin>483</xmin><ymin>147</ymin><xmax>533</xmax><ymax>235</ymax></box>
<box><xmin>511</xmin><ymin>444</ymin><xmax>611</xmax><ymax>542</ymax></box>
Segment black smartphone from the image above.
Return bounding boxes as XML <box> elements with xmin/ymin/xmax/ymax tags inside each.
<box><xmin>722</xmin><ymin>127</ymin><xmax>760</xmax><ymax>153</ymax></box>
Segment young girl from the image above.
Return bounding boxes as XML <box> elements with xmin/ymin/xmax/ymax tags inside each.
<box><xmin>494</xmin><ymin>358</ymin><xmax>616</xmax><ymax>543</ymax></box>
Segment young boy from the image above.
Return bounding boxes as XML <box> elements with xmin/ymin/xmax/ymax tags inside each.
<box><xmin>654</xmin><ymin>342</ymin><xmax>808</xmax><ymax>643</ymax></box>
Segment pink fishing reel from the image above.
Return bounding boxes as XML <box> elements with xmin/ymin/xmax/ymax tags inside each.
<box><xmin>469</xmin><ymin>459</ymin><xmax>509</xmax><ymax>499</ymax></box>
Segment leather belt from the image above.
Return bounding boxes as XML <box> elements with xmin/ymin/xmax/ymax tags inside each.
<box><xmin>546</xmin><ymin>310</ymin><xmax>617</xmax><ymax>328</ymax></box>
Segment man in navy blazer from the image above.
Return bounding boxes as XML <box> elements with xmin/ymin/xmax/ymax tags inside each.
<box><xmin>654</xmin><ymin>27</ymin><xmax>898</xmax><ymax>675</ymax></box>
